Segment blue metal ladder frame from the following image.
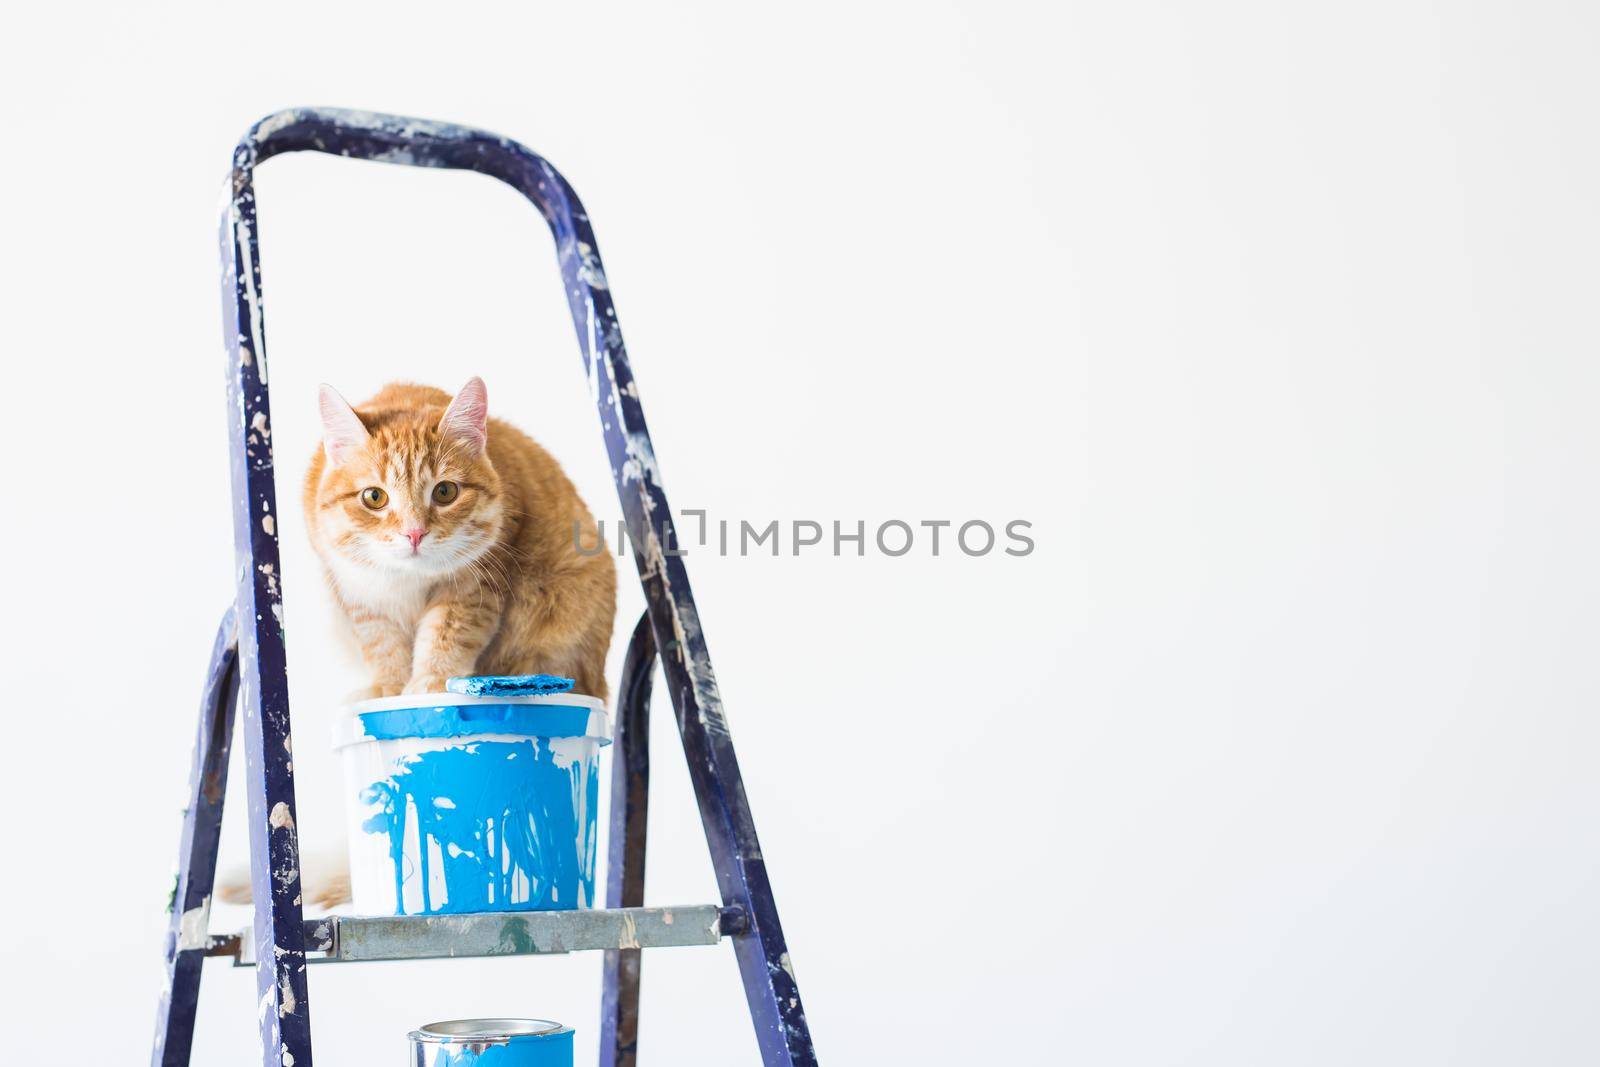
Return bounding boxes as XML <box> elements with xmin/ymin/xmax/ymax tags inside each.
<box><xmin>149</xmin><ymin>108</ymin><xmax>817</xmax><ymax>1067</ymax></box>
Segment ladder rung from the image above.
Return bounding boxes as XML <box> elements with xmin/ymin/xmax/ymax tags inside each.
<box><xmin>225</xmin><ymin>905</ymin><xmax>731</xmax><ymax>965</ymax></box>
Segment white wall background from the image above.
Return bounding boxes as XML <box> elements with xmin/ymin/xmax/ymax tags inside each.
<box><xmin>3</xmin><ymin>2</ymin><xmax>1597</xmax><ymax>1063</ymax></box>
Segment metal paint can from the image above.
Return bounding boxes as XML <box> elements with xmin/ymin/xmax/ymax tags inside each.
<box><xmin>334</xmin><ymin>693</ymin><xmax>611</xmax><ymax>915</ymax></box>
<box><xmin>409</xmin><ymin>1018</ymin><xmax>574</xmax><ymax>1066</ymax></box>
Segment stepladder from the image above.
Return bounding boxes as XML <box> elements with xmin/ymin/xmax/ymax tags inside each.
<box><xmin>150</xmin><ymin>108</ymin><xmax>817</xmax><ymax>1067</ymax></box>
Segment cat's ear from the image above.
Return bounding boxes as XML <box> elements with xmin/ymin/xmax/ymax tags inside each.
<box><xmin>318</xmin><ymin>384</ymin><xmax>371</xmax><ymax>465</ymax></box>
<box><xmin>439</xmin><ymin>376</ymin><xmax>489</xmax><ymax>456</ymax></box>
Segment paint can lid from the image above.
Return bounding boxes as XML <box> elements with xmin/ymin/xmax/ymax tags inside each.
<box><xmin>408</xmin><ymin>1018</ymin><xmax>572</xmax><ymax>1044</ymax></box>
<box><xmin>332</xmin><ymin>691</ymin><xmax>610</xmax><ymax>749</ymax></box>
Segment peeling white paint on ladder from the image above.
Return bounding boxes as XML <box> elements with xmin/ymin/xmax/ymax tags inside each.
<box><xmin>175</xmin><ymin>894</ymin><xmax>212</xmax><ymax>951</ymax></box>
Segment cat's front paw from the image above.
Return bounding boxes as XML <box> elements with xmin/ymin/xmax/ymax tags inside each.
<box><xmin>402</xmin><ymin>674</ymin><xmax>449</xmax><ymax>696</ymax></box>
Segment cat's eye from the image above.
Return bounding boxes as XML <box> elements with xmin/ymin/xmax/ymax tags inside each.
<box><xmin>360</xmin><ymin>486</ymin><xmax>389</xmax><ymax>510</ymax></box>
<box><xmin>432</xmin><ymin>480</ymin><xmax>460</xmax><ymax>505</ymax></box>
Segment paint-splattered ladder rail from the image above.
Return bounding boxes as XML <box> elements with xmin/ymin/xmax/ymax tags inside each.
<box><xmin>150</xmin><ymin>110</ymin><xmax>817</xmax><ymax>1067</ymax></box>
<box><xmin>202</xmin><ymin>904</ymin><xmax>733</xmax><ymax>965</ymax></box>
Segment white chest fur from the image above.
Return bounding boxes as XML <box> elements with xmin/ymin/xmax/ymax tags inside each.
<box><xmin>325</xmin><ymin>554</ymin><xmax>435</xmax><ymax>626</ymax></box>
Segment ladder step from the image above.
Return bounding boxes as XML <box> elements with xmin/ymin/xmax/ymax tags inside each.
<box><xmin>222</xmin><ymin>905</ymin><xmax>732</xmax><ymax>965</ymax></box>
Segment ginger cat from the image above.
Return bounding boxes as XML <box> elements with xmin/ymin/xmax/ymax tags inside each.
<box><xmin>307</xmin><ymin>378</ymin><xmax>616</xmax><ymax>699</ymax></box>
<box><xmin>223</xmin><ymin>378</ymin><xmax>615</xmax><ymax>910</ymax></box>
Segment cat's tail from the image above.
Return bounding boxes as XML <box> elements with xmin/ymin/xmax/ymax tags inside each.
<box><xmin>215</xmin><ymin>857</ymin><xmax>353</xmax><ymax>910</ymax></box>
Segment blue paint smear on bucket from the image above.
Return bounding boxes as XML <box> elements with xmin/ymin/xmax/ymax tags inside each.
<box><xmin>358</xmin><ymin>704</ymin><xmax>601</xmax><ymax>743</ymax></box>
<box><xmin>424</xmin><ymin>1029</ymin><xmax>574</xmax><ymax>1067</ymax></box>
<box><xmin>361</xmin><ymin>739</ymin><xmax>597</xmax><ymax>913</ymax></box>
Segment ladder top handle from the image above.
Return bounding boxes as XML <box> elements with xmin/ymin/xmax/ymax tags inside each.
<box><xmin>234</xmin><ymin>108</ymin><xmax>578</xmax><ymax>222</ymax></box>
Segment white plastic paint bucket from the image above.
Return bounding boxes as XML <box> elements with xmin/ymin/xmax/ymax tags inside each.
<box><xmin>334</xmin><ymin>692</ymin><xmax>610</xmax><ymax>916</ymax></box>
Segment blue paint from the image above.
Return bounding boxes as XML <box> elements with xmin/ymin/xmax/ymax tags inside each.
<box><xmin>449</xmin><ymin>674</ymin><xmax>575</xmax><ymax>697</ymax></box>
<box><xmin>360</xmin><ymin>738</ymin><xmax>598</xmax><ymax>913</ymax></box>
<box><xmin>430</xmin><ymin>1035</ymin><xmax>570</xmax><ymax>1067</ymax></box>
<box><xmin>411</xmin><ymin>1021</ymin><xmax>573</xmax><ymax>1067</ymax></box>
<box><xmin>341</xmin><ymin>695</ymin><xmax>609</xmax><ymax>915</ymax></box>
<box><xmin>356</xmin><ymin>704</ymin><xmax>602</xmax><ymax>743</ymax></box>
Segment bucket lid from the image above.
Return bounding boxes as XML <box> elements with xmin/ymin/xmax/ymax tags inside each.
<box><xmin>333</xmin><ymin>691</ymin><xmax>610</xmax><ymax>749</ymax></box>
<box><xmin>408</xmin><ymin>1018</ymin><xmax>571</xmax><ymax>1044</ymax></box>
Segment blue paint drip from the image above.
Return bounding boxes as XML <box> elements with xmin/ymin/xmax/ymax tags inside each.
<box><xmin>361</xmin><ymin>739</ymin><xmax>598</xmax><ymax>913</ymax></box>
<box><xmin>448</xmin><ymin>674</ymin><xmax>575</xmax><ymax>697</ymax></box>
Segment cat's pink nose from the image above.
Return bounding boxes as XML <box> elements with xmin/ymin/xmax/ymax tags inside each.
<box><xmin>404</xmin><ymin>528</ymin><xmax>428</xmax><ymax>550</ymax></box>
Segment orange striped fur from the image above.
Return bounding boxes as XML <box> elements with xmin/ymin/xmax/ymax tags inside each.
<box><xmin>305</xmin><ymin>379</ymin><xmax>616</xmax><ymax>700</ymax></box>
